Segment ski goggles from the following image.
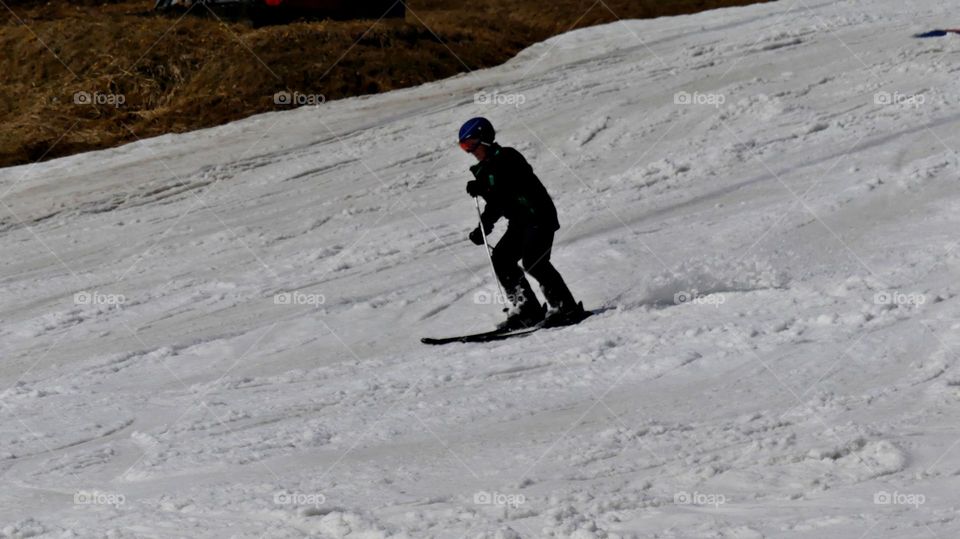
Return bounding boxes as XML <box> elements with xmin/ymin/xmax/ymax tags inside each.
<box><xmin>459</xmin><ymin>138</ymin><xmax>482</xmax><ymax>152</ymax></box>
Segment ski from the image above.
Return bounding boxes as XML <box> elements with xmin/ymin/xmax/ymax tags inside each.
<box><xmin>421</xmin><ymin>325</ymin><xmax>542</xmax><ymax>345</ymax></box>
<box><xmin>421</xmin><ymin>306</ymin><xmax>594</xmax><ymax>345</ymax></box>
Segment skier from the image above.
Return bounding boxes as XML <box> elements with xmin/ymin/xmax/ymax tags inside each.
<box><xmin>458</xmin><ymin>117</ymin><xmax>584</xmax><ymax>330</ymax></box>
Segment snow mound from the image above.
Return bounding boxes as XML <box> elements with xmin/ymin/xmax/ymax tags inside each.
<box><xmin>638</xmin><ymin>257</ymin><xmax>787</xmax><ymax>307</ymax></box>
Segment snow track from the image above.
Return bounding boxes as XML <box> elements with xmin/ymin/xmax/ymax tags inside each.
<box><xmin>2</xmin><ymin>0</ymin><xmax>960</xmax><ymax>537</ymax></box>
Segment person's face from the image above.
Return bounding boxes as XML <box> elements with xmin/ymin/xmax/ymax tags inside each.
<box><xmin>459</xmin><ymin>138</ymin><xmax>487</xmax><ymax>161</ymax></box>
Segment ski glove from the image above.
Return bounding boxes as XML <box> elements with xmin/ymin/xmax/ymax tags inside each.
<box><xmin>469</xmin><ymin>227</ymin><xmax>485</xmax><ymax>246</ymax></box>
<box><xmin>466</xmin><ymin>180</ymin><xmax>486</xmax><ymax>198</ymax></box>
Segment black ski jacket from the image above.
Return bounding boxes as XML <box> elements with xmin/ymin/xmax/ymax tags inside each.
<box><xmin>469</xmin><ymin>144</ymin><xmax>560</xmax><ymax>232</ymax></box>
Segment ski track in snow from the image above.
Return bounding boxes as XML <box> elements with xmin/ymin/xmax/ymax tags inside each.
<box><xmin>2</xmin><ymin>0</ymin><xmax>960</xmax><ymax>537</ymax></box>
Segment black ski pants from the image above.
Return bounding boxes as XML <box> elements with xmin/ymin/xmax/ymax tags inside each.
<box><xmin>491</xmin><ymin>225</ymin><xmax>576</xmax><ymax>309</ymax></box>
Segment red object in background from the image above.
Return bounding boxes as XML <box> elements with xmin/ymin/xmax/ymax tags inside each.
<box><xmin>913</xmin><ymin>28</ymin><xmax>960</xmax><ymax>38</ymax></box>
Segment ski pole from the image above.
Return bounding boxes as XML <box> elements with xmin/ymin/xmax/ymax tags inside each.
<box><xmin>475</xmin><ymin>196</ymin><xmax>509</xmax><ymax>312</ymax></box>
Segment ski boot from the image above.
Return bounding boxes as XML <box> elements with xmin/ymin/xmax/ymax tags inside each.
<box><xmin>497</xmin><ymin>298</ymin><xmax>545</xmax><ymax>331</ymax></box>
<box><xmin>543</xmin><ymin>300</ymin><xmax>586</xmax><ymax>328</ymax></box>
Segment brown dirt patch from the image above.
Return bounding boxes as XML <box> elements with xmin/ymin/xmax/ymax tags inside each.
<box><xmin>0</xmin><ymin>0</ymin><xmax>771</xmax><ymax>168</ymax></box>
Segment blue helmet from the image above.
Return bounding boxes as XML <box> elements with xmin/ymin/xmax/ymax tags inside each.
<box><xmin>458</xmin><ymin>117</ymin><xmax>495</xmax><ymax>144</ymax></box>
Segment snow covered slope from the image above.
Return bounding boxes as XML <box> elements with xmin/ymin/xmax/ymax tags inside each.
<box><xmin>2</xmin><ymin>0</ymin><xmax>960</xmax><ymax>537</ymax></box>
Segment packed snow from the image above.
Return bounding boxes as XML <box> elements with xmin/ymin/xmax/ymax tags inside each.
<box><xmin>2</xmin><ymin>0</ymin><xmax>960</xmax><ymax>537</ymax></box>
